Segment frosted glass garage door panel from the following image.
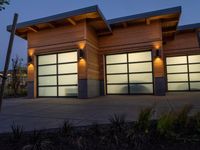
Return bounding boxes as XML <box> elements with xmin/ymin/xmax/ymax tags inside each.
<box><xmin>129</xmin><ymin>51</ymin><xmax>152</xmax><ymax>62</ymax></box>
<box><xmin>189</xmin><ymin>64</ymin><xmax>200</xmax><ymax>72</ymax></box>
<box><xmin>166</xmin><ymin>56</ymin><xmax>187</xmax><ymax>65</ymax></box>
<box><xmin>38</xmin><ymin>54</ymin><xmax>56</xmax><ymax>65</ymax></box>
<box><xmin>129</xmin><ymin>73</ymin><xmax>153</xmax><ymax>83</ymax></box>
<box><xmin>107</xmin><ymin>85</ymin><xmax>128</xmax><ymax>94</ymax></box>
<box><xmin>188</xmin><ymin>55</ymin><xmax>200</xmax><ymax>63</ymax></box>
<box><xmin>190</xmin><ymin>82</ymin><xmax>200</xmax><ymax>90</ymax></box>
<box><xmin>190</xmin><ymin>73</ymin><xmax>200</xmax><ymax>81</ymax></box>
<box><xmin>38</xmin><ymin>76</ymin><xmax>57</xmax><ymax>86</ymax></box>
<box><xmin>107</xmin><ymin>64</ymin><xmax>127</xmax><ymax>74</ymax></box>
<box><xmin>130</xmin><ymin>84</ymin><xmax>153</xmax><ymax>94</ymax></box>
<box><xmin>106</xmin><ymin>54</ymin><xmax>127</xmax><ymax>64</ymax></box>
<box><xmin>58</xmin><ymin>63</ymin><xmax>77</xmax><ymax>74</ymax></box>
<box><xmin>107</xmin><ymin>74</ymin><xmax>128</xmax><ymax>84</ymax></box>
<box><xmin>39</xmin><ymin>87</ymin><xmax>57</xmax><ymax>96</ymax></box>
<box><xmin>58</xmin><ymin>75</ymin><xmax>77</xmax><ymax>85</ymax></box>
<box><xmin>168</xmin><ymin>83</ymin><xmax>189</xmax><ymax>91</ymax></box>
<box><xmin>38</xmin><ymin>65</ymin><xmax>56</xmax><ymax>75</ymax></box>
<box><xmin>167</xmin><ymin>65</ymin><xmax>188</xmax><ymax>73</ymax></box>
<box><xmin>167</xmin><ymin>74</ymin><xmax>188</xmax><ymax>82</ymax></box>
<box><xmin>58</xmin><ymin>52</ymin><xmax>77</xmax><ymax>63</ymax></box>
<box><xmin>129</xmin><ymin>62</ymin><xmax>152</xmax><ymax>72</ymax></box>
<box><xmin>58</xmin><ymin>86</ymin><xmax>78</xmax><ymax>96</ymax></box>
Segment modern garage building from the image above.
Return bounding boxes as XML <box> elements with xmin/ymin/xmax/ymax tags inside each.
<box><xmin>7</xmin><ymin>6</ymin><xmax>200</xmax><ymax>98</ymax></box>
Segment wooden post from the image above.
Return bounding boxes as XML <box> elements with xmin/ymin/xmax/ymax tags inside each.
<box><xmin>0</xmin><ymin>13</ymin><xmax>18</xmax><ymax>111</ymax></box>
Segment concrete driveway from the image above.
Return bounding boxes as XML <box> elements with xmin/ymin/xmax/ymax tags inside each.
<box><xmin>0</xmin><ymin>92</ymin><xmax>200</xmax><ymax>133</ymax></box>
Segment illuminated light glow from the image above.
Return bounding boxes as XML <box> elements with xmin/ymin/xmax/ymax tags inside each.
<box><xmin>154</xmin><ymin>57</ymin><xmax>164</xmax><ymax>77</ymax></box>
<box><xmin>78</xmin><ymin>41</ymin><xmax>86</xmax><ymax>50</ymax></box>
<box><xmin>28</xmin><ymin>49</ymin><xmax>35</xmax><ymax>56</ymax></box>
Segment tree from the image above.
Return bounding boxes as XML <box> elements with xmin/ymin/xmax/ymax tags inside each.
<box><xmin>0</xmin><ymin>0</ymin><xmax>9</xmax><ymax>11</ymax></box>
<box><xmin>11</xmin><ymin>55</ymin><xmax>23</xmax><ymax>96</ymax></box>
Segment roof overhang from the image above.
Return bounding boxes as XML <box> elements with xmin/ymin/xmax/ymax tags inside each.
<box><xmin>7</xmin><ymin>5</ymin><xmax>112</xmax><ymax>39</ymax></box>
<box><xmin>178</xmin><ymin>23</ymin><xmax>200</xmax><ymax>32</ymax></box>
<box><xmin>108</xmin><ymin>6</ymin><xmax>182</xmax><ymax>41</ymax></box>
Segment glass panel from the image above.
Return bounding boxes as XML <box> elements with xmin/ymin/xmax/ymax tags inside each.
<box><xmin>39</xmin><ymin>87</ymin><xmax>57</xmax><ymax>96</ymax></box>
<box><xmin>130</xmin><ymin>84</ymin><xmax>153</xmax><ymax>93</ymax></box>
<box><xmin>167</xmin><ymin>74</ymin><xmax>188</xmax><ymax>82</ymax></box>
<box><xmin>189</xmin><ymin>64</ymin><xmax>200</xmax><ymax>72</ymax></box>
<box><xmin>106</xmin><ymin>54</ymin><xmax>127</xmax><ymax>64</ymax></box>
<box><xmin>58</xmin><ymin>75</ymin><xmax>77</xmax><ymax>85</ymax></box>
<box><xmin>58</xmin><ymin>51</ymin><xmax>77</xmax><ymax>63</ymax></box>
<box><xmin>129</xmin><ymin>62</ymin><xmax>152</xmax><ymax>73</ymax></box>
<box><xmin>168</xmin><ymin>83</ymin><xmax>189</xmax><ymax>91</ymax></box>
<box><xmin>107</xmin><ymin>84</ymin><xmax>128</xmax><ymax>94</ymax></box>
<box><xmin>128</xmin><ymin>51</ymin><xmax>152</xmax><ymax>62</ymax></box>
<box><xmin>188</xmin><ymin>55</ymin><xmax>200</xmax><ymax>63</ymax></box>
<box><xmin>58</xmin><ymin>63</ymin><xmax>77</xmax><ymax>74</ymax></box>
<box><xmin>167</xmin><ymin>65</ymin><xmax>188</xmax><ymax>73</ymax></box>
<box><xmin>190</xmin><ymin>82</ymin><xmax>200</xmax><ymax>90</ymax></box>
<box><xmin>166</xmin><ymin>56</ymin><xmax>187</xmax><ymax>65</ymax></box>
<box><xmin>38</xmin><ymin>65</ymin><xmax>56</xmax><ymax>75</ymax></box>
<box><xmin>38</xmin><ymin>76</ymin><xmax>57</xmax><ymax>86</ymax></box>
<box><xmin>38</xmin><ymin>54</ymin><xmax>56</xmax><ymax>65</ymax></box>
<box><xmin>189</xmin><ymin>73</ymin><xmax>200</xmax><ymax>81</ymax></box>
<box><xmin>107</xmin><ymin>74</ymin><xmax>128</xmax><ymax>84</ymax></box>
<box><xmin>107</xmin><ymin>64</ymin><xmax>127</xmax><ymax>74</ymax></box>
<box><xmin>58</xmin><ymin>86</ymin><xmax>78</xmax><ymax>96</ymax></box>
<box><xmin>129</xmin><ymin>73</ymin><xmax>153</xmax><ymax>83</ymax></box>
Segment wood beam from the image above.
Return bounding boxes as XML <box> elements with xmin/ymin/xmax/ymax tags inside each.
<box><xmin>122</xmin><ymin>22</ymin><xmax>128</xmax><ymax>28</ymax></box>
<box><xmin>67</xmin><ymin>18</ymin><xmax>76</xmax><ymax>26</ymax></box>
<box><xmin>47</xmin><ymin>23</ymin><xmax>55</xmax><ymax>28</ymax></box>
<box><xmin>146</xmin><ymin>18</ymin><xmax>151</xmax><ymax>25</ymax></box>
<box><xmin>27</xmin><ymin>26</ymin><xmax>38</xmax><ymax>33</ymax></box>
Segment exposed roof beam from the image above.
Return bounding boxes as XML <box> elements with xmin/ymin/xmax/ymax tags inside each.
<box><xmin>146</xmin><ymin>18</ymin><xmax>151</xmax><ymax>25</ymax></box>
<box><xmin>122</xmin><ymin>22</ymin><xmax>128</xmax><ymax>28</ymax></box>
<box><xmin>47</xmin><ymin>22</ymin><xmax>55</xmax><ymax>28</ymax></box>
<box><xmin>27</xmin><ymin>26</ymin><xmax>38</xmax><ymax>32</ymax></box>
<box><xmin>67</xmin><ymin>18</ymin><xmax>76</xmax><ymax>26</ymax></box>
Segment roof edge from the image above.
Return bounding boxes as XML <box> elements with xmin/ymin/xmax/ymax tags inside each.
<box><xmin>178</xmin><ymin>23</ymin><xmax>200</xmax><ymax>31</ymax></box>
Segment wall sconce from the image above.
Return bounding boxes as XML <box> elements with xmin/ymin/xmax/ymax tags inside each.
<box><xmin>78</xmin><ymin>49</ymin><xmax>85</xmax><ymax>59</ymax></box>
<box><xmin>28</xmin><ymin>56</ymin><xmax>33</xmax><ymax>64</ymax></box>
<box><xmin>155</xmin><ymin>49</ymin><xmax>161</xmax><ymax>58</ymax></box>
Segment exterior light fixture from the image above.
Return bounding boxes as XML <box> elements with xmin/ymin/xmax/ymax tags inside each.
<box><xmin>78</xmin><ymin>49</ymin><xmax>84</xmax><ymax>59</ymax></box>
<box><xmin>28</xmin><ymin>56</ymin><xmax>33</xmax><ymax>64</ymax></box>
<box><xmin>155</xmin><ymin>49</ymin><xmax>161</xmax><ymax>58</ymax></box>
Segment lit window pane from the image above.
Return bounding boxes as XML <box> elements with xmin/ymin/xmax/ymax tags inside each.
<box><xmin>106</xmin><ymin>54</ymin><xmax>127</xmax><ymax>64</ymax></box>
<box><xmin>107</xmin><ymin>64</ymin><xmax>127</xmax><ymax>74</ymax></box>
<box><xmin>168</xmin><ymin>83</ymin><xmax>189</xmax><ymax>91</ymax></box>
<box><xmin>38</xmin><ymin>54</ymin><xmax>56</xmax><ymax>65</ymax></box>
<box><xmin>129</xmin><ymin>51</ymin><xmax>151</xmax><ymax>62</ymax></box>
<box><xmin>58</xmin><ymin>86</ymin><xmax>78</xmax><ymax>96</ymax></box>
<box><xmin>58</xmin><ymin>63</ymin><xmax>77</xmax><ymax>74</ymax></box>
<box><xmin>190</xmin><ymin>82</ymin><xmax>200</xmax><ymax>90</ymax></box>
<box><xmin>130</xmin><ymin>84</ymin><xmax>153</xmax><ymax>93</ymax></box>
<box><xmin>167</xmin><ymin>74</ymin><xmax>188</xmax><ymax>82</ymax></box>
<box><xmin>38</xmin><ymin>76</ymin><xmax>57</xmax><ymax>86</ymax></box>
<box><xmin>107</xmin><ymin>74</ymin><xmax>128</xmax><ymax>84</ymax></box>
<box><xmin>107</xmin><ymin>84</ymin><xmax>128</xmax><ymax>94</ymax></box>
<box><xmin>39</xmin><ymin>87</ymin><xmax>57</xmax><ymax>96</ymax></box>
<box><xmin>167</xmin><ymin>65</ymin><xmax>187</xmax><ymax>73</ymax></box>
<box><xmin>189</xmin><ymin>73</ymin><xmax>200</xmax><ymax>81</ymax></box>
<box><xmin>189</xmin><ymin>64</ymin><xmax>200</xmax><ymax>72</ymax></box>
<box><xmin>166</xmin><ymin>56</ymin><xmax>187</xmax><ymax>65</ymax></box>
<box><xmin>58</xmin><ymin>75</ymin><xmax>77</xmax><ymax>85</ymax></box>
<box><xmin>129</xmin><ymin>73</ymin><xmax>153</xmax><ymax>83</ymax></box>
<box><xmin>188</xmin><ymin>55</ymin><xmax>200</xmax><ymax>63</ymax></box>
<box><xmin>58</xmin><ymin>52</ymin><xmax>77</xmax><ymax>63</ymax></box>
<box><xmin>129</xmin><ymin>62</ymin><xmax>152</xmax><ymax>73</ymax></box>
<box><xmin>38</xmin><ymin>65</ymin><xmax>56</xmax><ymax>75</ymax></box>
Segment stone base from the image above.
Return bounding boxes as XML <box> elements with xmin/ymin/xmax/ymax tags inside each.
<box><xmin>154</xmin><ymin>77</ymin><xmax>166</xmax><ymax>96</ymax></box>
<box><xmin>27</xmin><ymin>81</ymin><xmax>34</xmax><ymax>98</ymax></box>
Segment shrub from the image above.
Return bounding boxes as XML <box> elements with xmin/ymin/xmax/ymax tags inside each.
<box><xmin>59</xmin><ymin>120</ymin><xmax>74</xmax><ymax>137</ymax></box>
<box><xmin>10</xmin><ymin>122</ymin><xmax>24</xmax><ymax>141</ymax></box>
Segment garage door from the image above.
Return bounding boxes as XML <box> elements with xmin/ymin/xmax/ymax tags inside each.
<box><xmin>106</xmin><ymin>51</ymin><xmax>153</xmax><ymax>94</ymax></box>
<box><xmin>166</xmin><ymin>55</ymin><xmax>200</xmax><ymax>91</ymax></box>
<box><xmin>37</xmin><ymin>51</ymin><xmax>78</xmax><ymax>97</ymax></box>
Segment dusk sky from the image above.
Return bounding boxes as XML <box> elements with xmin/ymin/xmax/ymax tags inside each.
<box><xmin>0</xmin><ymin>0</ymin><xmax>200</xmax><ymax>70</ymax></box>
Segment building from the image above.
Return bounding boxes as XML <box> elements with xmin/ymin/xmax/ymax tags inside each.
<box><xmin>7</xmin><ymin>6</ymin><xmax>200</xmax><ymax>98</ymax></box>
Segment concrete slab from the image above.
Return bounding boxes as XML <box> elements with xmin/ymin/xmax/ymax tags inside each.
<box><xmin>0</xmin><ymin>92</ymin><xmax>200</xmax><ymax>133</ymax></box>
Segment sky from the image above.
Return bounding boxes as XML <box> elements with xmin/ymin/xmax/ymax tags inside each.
<box><xmin>0</xmin><ymin>0</ymin><xmax>200</xmax><ymax>70</ymax></box>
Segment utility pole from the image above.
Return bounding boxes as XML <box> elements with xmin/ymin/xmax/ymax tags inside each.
<box><xmin>0</xmin><ymin>13</ymin><xmax>18</xmax><ymax>111</ymax></box>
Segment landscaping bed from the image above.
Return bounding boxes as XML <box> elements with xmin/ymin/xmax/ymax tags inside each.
<box><xmin>0</xmin><ymin>105</ymin><xmax>200</xmax><ymax>150</ymax></box>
